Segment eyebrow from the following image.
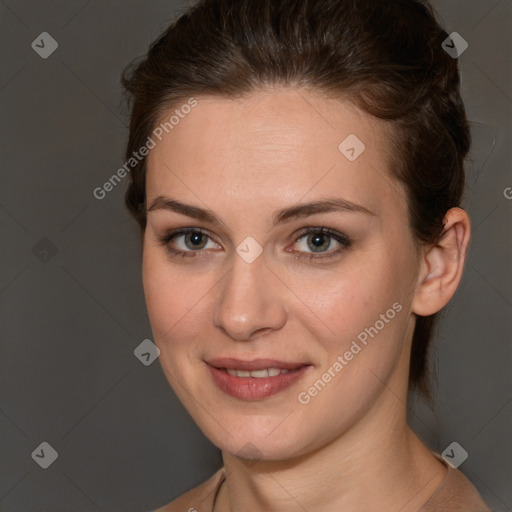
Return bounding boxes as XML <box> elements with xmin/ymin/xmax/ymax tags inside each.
<box><xmin>146</xmin><ymin>196</ymin><xmax>376</xmax><ymax>229</ymax></box>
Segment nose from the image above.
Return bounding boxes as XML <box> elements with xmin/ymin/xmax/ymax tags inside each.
<box><xmin>212</xmin><ymin>250</ymin><xmax>287</xmax><ymax>341</ymax></box>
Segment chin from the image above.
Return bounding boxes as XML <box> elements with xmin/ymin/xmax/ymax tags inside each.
<box><xmin>220</xmin><ymin>436</ymin><xmax>304</xmax><ymax>463</ymax></box>
<box><xmin>195</xmin><ymin>412</ymin><xmax>315</xmax><ymax>463</ymax></box>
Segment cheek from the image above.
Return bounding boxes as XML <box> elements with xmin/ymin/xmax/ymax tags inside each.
<box><xmin>143</xmin><ymin>254</ymin><xmax>173</xmax><ymax>333</ymax></box>
<box><xmin>302</xmin><ymin>259</ymin><xmax>397</xmax><ymax>334</ymax></box>
<box><xmin>294</xmin><ymin>278</ymin><xmax>408</xmax><ymax>435</ymax></box>
<box><xmin>142</xmin><ymin>249</ymin><xmax>220</xmax><ymax>376</ymax></box>
<box><xmin>302</xmin><ymin>250</ymin><xmax>412</xmax><ymax>375</ymax></box>
<box><xmin>142</xmin><ymin>251</ymin><xmax>197</xmax><ymax>347</ymax></box>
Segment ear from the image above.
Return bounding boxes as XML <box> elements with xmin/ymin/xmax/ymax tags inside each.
<box><xmin>411</xmin><ymin>207</ymin><xmax>471</xmax><ymax>316</ymax></box>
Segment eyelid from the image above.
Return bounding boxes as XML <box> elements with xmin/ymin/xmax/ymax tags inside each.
<box><xmin>292</xmin><ymin>226</ymin><xmax>351</xmax><ymax>245</ymax></box>
<box><xmin>287</xmin><ymin>227</ymin><xmax>352</xmax><ymax>257</ymax></box>
<box><xmin>158</xmin><ymin>226</ymin><xmax>351</xmax><ymax>260</ymax></box>
<box><xmin>160</xmin><ymin>227</ymin><xmax>221</xmax><ymax>250</ymax></box>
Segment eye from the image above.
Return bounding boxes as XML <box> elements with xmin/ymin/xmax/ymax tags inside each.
<box><xmin>158</xmin><ymin>228</ymin><xmax>220</xmax><ymax>258</ymax></box>
<box><xmin>289</xmin><ymin>227</ymin><xmax>352</xmax><ymax>261</ymax></box>
<box><xmin>158</xmin><ymin>226</ymin><xmax>351</xmax><ymax>262</ymax></box>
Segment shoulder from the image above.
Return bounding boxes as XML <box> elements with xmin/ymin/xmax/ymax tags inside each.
<box><xmin>152</xmin><ymin>467</ymin><xmax>225</xmax><ymax>512</ymax></box>
<box><xmin>421</xmin><ymin>455</ymin><xmax>492</xmax><ymax>512</ymax></box>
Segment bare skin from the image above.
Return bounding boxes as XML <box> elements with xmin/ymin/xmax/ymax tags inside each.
<box><xmin>142</xmin><ymin>87</ymin><xmax>471</xmax><ymax>512</ymax></box>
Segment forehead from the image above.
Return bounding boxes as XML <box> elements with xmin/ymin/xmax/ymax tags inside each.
<box><xmin>145</xmin><ymin>88</ymin><xmax>401</xmax><ymax>221</ymax></box>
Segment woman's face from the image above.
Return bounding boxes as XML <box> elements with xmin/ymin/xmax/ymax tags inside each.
<box><xmin>143</xmin><ymin>88</ymin><xmax>422</xmax><ymax>460</ymax></box>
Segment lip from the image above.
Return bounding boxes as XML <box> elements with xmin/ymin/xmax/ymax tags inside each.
<box><xmin>206</xmin><ymin>358</ymin><xmax>312</xmax><ymax>400</ymax></box>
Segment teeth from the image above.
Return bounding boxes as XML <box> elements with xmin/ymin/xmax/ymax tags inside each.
<box><xmin>226</xmin><ymin>368</ymin><xmax>295</xmax><ymax>378</ymax></box>
<box><xmin>250</xmin><ymin>369</ymin><xmax>270</xmax><ymax>378</ymax></box>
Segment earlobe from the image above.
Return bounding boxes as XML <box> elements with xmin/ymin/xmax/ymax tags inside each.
<box><xmin>412</xmin><ymin>208</ymin><xmax>471</xmax><ymax>317</ymax></box>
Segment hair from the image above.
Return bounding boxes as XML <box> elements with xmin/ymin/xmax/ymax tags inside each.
<box><xmin>121</xmin><ymin>0</ymin><xmax>471</xmax><ymax>399</ymax></box>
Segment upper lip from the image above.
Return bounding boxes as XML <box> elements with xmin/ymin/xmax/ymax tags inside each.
<box><xmin>206</xmin><ymin>358</ymin><xmax>309</xmax><ymax>371</ymax></box>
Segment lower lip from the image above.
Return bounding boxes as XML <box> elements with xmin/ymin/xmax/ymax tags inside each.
<box><xmin>207</xmin><ymin>364</ymin><xmax>311</xmax><ymax>400</ymax></box>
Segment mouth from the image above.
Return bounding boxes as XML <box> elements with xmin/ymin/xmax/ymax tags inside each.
<box><xmin>206</xmin><ymin>358</ymin><xmax>312</xmax><ymax>400</ymax></box>
<box><xmin>224</xmin><ymin>367</ymin><xmax>298</xmax><ymax>377</ymax></box>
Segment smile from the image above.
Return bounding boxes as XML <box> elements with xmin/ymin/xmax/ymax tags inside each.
<box><xmin>206</xmin><ymin>358</ymin><xmax>312</xmax><ymax>400</ymax></box>
<box><xmin>225</xmin><ymin>368</ymin><xmax>294</xmax><ymax>378</ymax></box>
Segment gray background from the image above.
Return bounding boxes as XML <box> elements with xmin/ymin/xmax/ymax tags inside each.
<box><xmin>0</xmin><ymin>1</ymin><xmax>510</xmax><ymax>511</ymax></box>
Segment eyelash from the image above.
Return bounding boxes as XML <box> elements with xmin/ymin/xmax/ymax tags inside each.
<box><xmin>157</xmin><ymin>226</ymin><xmax>352</xmax><ymax>262</ymax></box>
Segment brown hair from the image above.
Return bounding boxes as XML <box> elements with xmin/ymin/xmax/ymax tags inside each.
<box><xmin>121</xmin><ymin>0</ymin><xmax>471</xmax><ymax>399</ymax></box>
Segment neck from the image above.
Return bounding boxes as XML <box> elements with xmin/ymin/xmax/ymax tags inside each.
<box><xmin>216</xmin><ymin>387</ymin><xmax>446</xmax><ymax>512</ymax></box>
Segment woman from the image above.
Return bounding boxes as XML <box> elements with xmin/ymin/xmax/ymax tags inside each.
<box><xmin>122</xmin><ymin>0</ymin><xmax>492</xmax><ymax>510</ymax></box>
